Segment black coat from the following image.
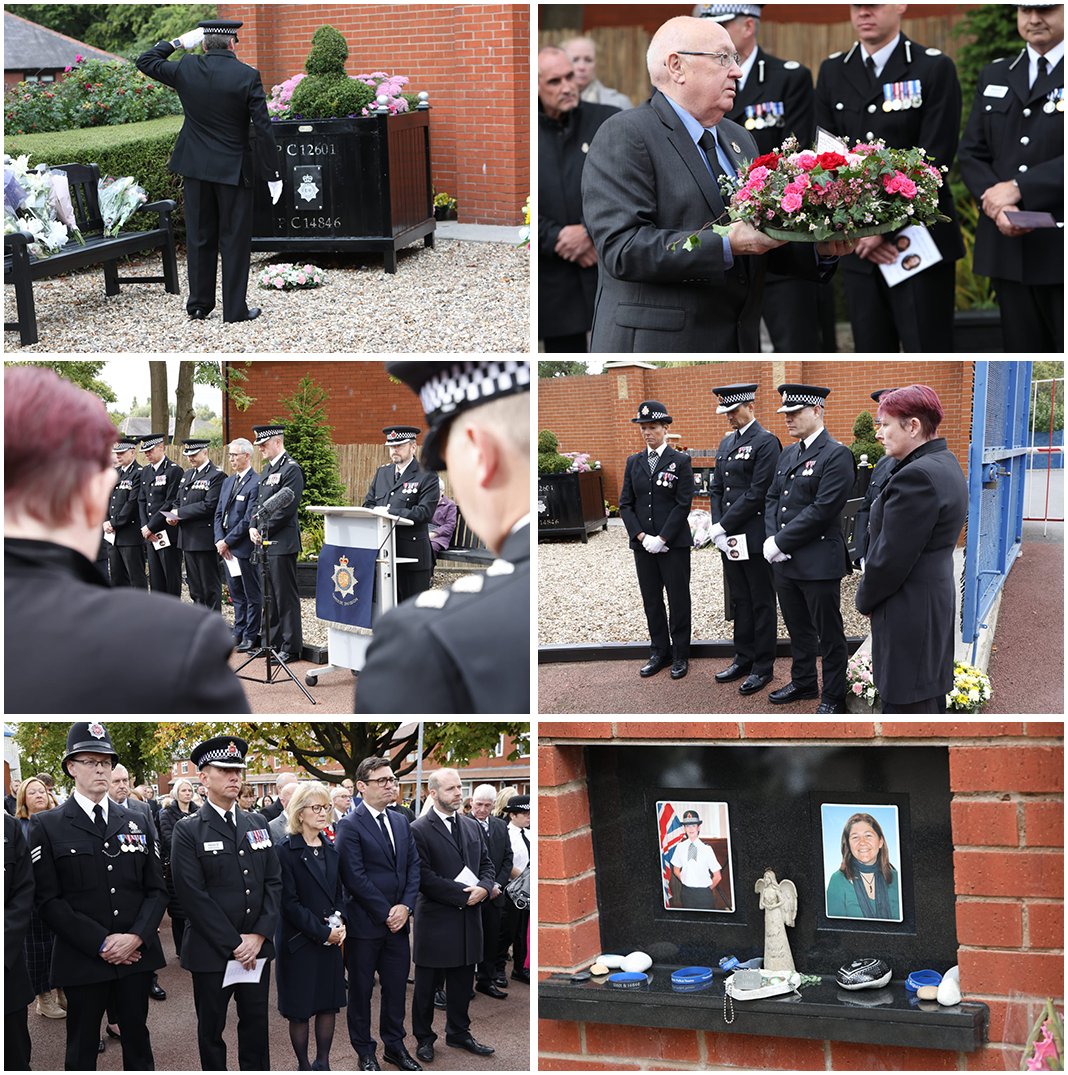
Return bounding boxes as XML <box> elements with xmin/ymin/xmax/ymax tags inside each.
<box><xmin>725</xmin><ymin>46</ymin><xmax>815</xmax><ymax>154</ymax></box>
<box><xmin>815</xmin><ymin>35</ymin><xmax>964</xmax><ymax>269</ymax></box>
<box><xmin>5</xmin><ymin>813</ymin><xmax>35</xmax><ymax>1013</ymax></box>
<box><xmin>855</xmin><ymin>439</ymin><xmax>967</xmax><ymax>705</ymax></box>
<box><xmin>135</xmin><ymin>44</ymin><xmax>279</xmax><ymax>186</ymax></box>
<box><xmin>538</xmin><ymin>99</ymin><xmax>619</xmax><ymax>338</ymax></box>
<box><xmin>254</xmin><ymin>452</ymin><xmax>304</xmax><ymax>556</ymax></box>
<box><xmin>619</xmin><ymin>444</ymin><xmax>694</xmax><ymax>550</ymax></box>
<box><xmin>355</xmin><ymin>524</ymin><xmax>530</xmax><ymax>714</ymax></box>
<box><xmin>765</xmin><ymin>430</ymin><xmax>855</xmax><ymax>580</ymax></box>
<box><xmin>170</xmin><ymin>802</ymin><xmax>281</xmax><ymax>973</ymax></box>
<box><xmin>710</xmin><ymin>420</ymin><xmax>782</xmax><ymax>549</ymax></box>
<box><xmin>410</xmin><ymin>812</ymin><xmax>496</xmax><ymax>969</ymax></box>
<box><xmin>176</xmin><ymin>462</ymin><xmax>224</xmax><ymax>552</ymax></box>
<box><xmin>958</xmin><ymin>50</ymin><xmax>1064</xmax><ymax>285</ymax></box>
<box><xmin>362</xmin><ymin>459</ymin><xmax>440</xmax><ymax>573</ymax></box>
<box><xmin>109</xmin><ymin>463</ymin><xmax>144</xmax><ymax>546</ymax></box>
<box><xmin>139</xmin><ymin>457</ymin><xmax>185</xmax><ymax>533</ymax></box>
<box><xmin>28</xmin><ymin>797</ymin><xmax>167</xmax><ymax>987</ymax></box>
<box><xmin>853</xmin><ymin>452</ymin><xmax>896</xmax><ymax>562</ymax></box>
<box><xmin>481</xmin><ymin>815</ymin><xmax>514</xmax><ymax>906</ymax></box>
<box><xmin>274</xmin><ymin>834</ymin><xmax>346</xmax><ymax>1020</ymax></box>
<box><xmin>4</xmin><ymin>539</ymin><xmax>249</xmax><ymax>714</ymax></box>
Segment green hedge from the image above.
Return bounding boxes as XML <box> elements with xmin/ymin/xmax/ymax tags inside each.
<box><xmin>6</xmin><ymin>115</ymin><xmax>187</xmax><ymax>237</ymax></box>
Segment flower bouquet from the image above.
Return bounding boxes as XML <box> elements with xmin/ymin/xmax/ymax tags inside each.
<box><xmin>945</xmin><ymin>660</ymin><xmax>992</xmax><ymax>713</ymax></box>
<box><xmin>257</xmin><ymin>263</ymin><xmax>326</xmax><ymax>291</ymax></box>
<box><xmin>847</xmin><ymin>650</ymin><xmax>880</xmax><ymax>709</ymax></box>
<box><xmin>3</xmin><ymin>154</ymin><xmax>71</xmax><ymax>257</ymax></box>
<box><xmin>97</xmin><ymin>175</ymin><xmax>147</xmax><ymax>236</ymax></box>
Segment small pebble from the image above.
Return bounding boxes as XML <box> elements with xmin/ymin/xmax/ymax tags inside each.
<box><xmin>916</xmin><ymin>985</ymin><xmax>938</xmax><ymax>1000</ymax></box>
<box><xmin>589</xmin><ymin>962</ymin><xmax>610</xmax><ymax>976</ymax></box>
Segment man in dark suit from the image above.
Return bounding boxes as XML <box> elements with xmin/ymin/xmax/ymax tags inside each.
<box><xmin>5</xmin><ymin>812</ymin><xmax>36</xmax><ymax>1071</ymax></box>
<box><xmin>335</xmin><ymin>756</ymin><xmax>422</xmax><ymax>1072</ymax></box>
<box><xmin>168</xmin><ymin>438</ymin><xmax>224</xmax><ymax>610</ymax></box>
<box><xmin>249</xmin><ymin>425</ymin><xmax>304</xmax><ymax>661</ymax></box>
<box><xmin>135</xmin><ymin>19</ymin><xmax>281</xmax><ymax>322</ymax></box>
<box><xmin>106</xmin><ymin>434</ymin><xmax>147</xmax><ymax>588</ymax></box>
<box><xmin>4</xmin><ymin>366</ymin><xmax>250</xmax><ymax>714</ymax></box>
<box><xmin>815</xmin><ymin>5</ymin><xmax>963</xmax><ymax>352</ymax></box>
<box><xmin>470</xmin><ymin>784</ymin><xmax>513</xmax><ymax>999</ymax></box>
<box><xmin>138</xmin><ymin>432</ymin><xmax>184</xmax><ymax>595</ymax></box>
<box><xmin>582</xmin><ymin>15</ymin><xmax>849</xmax><ymax>353</ymax></box>
<box><xmin>764</xmin><ymin>385</ymin><xmax>856</xmax><ymax>714</ymax></box>
<box><xmin>28</xmin><ymin>723</ymin><xmax>167</xmax><ymax>1071</ymax></box>
<box><xmin>214</xmin><ymin>437</ymin><xmax>262</xmax><ymax>652</ymax></box>
<box><xmin>709</xmin><ymin>383</ymin><xmax>782</xmax><ymax>696</ymax></box>
<box><xmin>170</xmin><ymin>736</ymin><xmax>280</xmax><ymax>1071</ymax></box>
<box><xmin>958</xmin><ymin>4</ymin><xmax>1064</xmax><ymax>353</ymax></box>
<box><xmin>410</xmin><ymin>769</ymin><xmax>497</xmax><ymax>1062</ymax></box>
<box><xmin>618</xmin><ymin>400</ymin><xmax>695</xmax><ymax>680</ymax></box>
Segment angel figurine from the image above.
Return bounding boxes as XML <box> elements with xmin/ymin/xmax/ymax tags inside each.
<box><xmin>755</xmin><ymin>869</ymin><xmax>797</xmax><ymax>972</ymax></box>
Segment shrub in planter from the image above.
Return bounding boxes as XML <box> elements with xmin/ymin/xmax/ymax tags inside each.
<box><xmin>538</xmin><ymin>430</ymin><xmax>572</xmax><ymax>474</ymax></box>
<box><xmin>850</xmin><ymin>410</ymin><xmax>884</xmax><ymax>465</ymax></box>
<box><xmin>288</xmin><ymin>26</ymin><xmax>376</xmax><ymax>120</ymax></box>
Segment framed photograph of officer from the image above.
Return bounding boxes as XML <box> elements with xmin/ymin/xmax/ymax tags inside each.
<box><xmin>656</xmin><ymin>800</ymin><xmax>735</xmax><ymax>912</ymax></box>
<box><xmin>821</xmin><ymin>803</ymin><xmax>903</xmax><ymax>923</ymax></box>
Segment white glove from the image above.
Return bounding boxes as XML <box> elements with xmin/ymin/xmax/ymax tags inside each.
<box><xmin>763</xmin><ymin>536</ymin><xmax>791</xmax><ymax>563</ymax></box>
<box><xmin>641</xmin><ymin>534</ymin><xmax>658</xmax><ymax>553</ymax></box>
<box><xmin>709</xmin><ymin>523</ymin><xmax>726</xmax><ymax>541</ymax></box>
<box><xmin>268</xmin><ymin>180</ymin><xmax>283</xmax><ymax>205</ymax></box>
<box><xmin>177</xmin><ymin>28</ymin><xmax>205</xmax><ymax>49</ymax></box>
<box><xmin>650</xmin><ymin>536</ymin><xmax>669</xmax><ymax>554</ymax></box>
<box><xmin>713</xmin><ymin>533</ymin><xmax>730</xmax><ymax>554</ymax></box>
<box><xmin>859</xmin><ymin>557</ymin><xmax>866</xmax><ymax>573</ymax></box>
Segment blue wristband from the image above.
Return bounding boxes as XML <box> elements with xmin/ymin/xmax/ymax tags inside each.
<box><xmin>905</xmin><ymin>969</ymin><xmax>943</xmax><ymax>993</ymax></box>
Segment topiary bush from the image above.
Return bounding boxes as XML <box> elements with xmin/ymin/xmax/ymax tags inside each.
<box><xmin>289</xmin><ymin>25</ymin><xmax>376</xmax><ymax>119</ymax></box>
<box><xmin>850</xmin><ymin>410</ymin><xmax>884</xmax><ymax>465</ymax></box>
<box><xmin>304</xmin><ymin>26</ymin><xmax>349</xmax><ymax>76</ymax></box>
<box><xmin>538</xmin><ymin>429</ymin><xmax>573</xmax><ymax>474</ymax></box>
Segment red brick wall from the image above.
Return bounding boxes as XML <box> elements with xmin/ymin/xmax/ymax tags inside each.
<box><xmin>538</xmin><ymin>362</ymin><xmax>974</xmax><ymax>508</ymax></box>
<box><xmin>539</xmin><ymin>721</ymin><xmax>1065</xmax><ymax>1071</ymax></box>
<box><xmin>219</xmin><ymin>3</ymin><xmax>528</xmax><ymax>225</ymax></box>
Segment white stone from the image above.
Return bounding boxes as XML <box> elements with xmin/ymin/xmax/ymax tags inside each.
<box><xmin>596</xmin><ymin>954</ymin><xmax>626</xmax><ymax>969</ymax></box>
<box><xmin>621</xmin><ymin>951</ymin><xmax>652</xmax><ymax>973</ymax></box>
<box><xmin>936</xmin><ymin>976</ymin><xmax>961</xmax><ymax>1005</ymax></box>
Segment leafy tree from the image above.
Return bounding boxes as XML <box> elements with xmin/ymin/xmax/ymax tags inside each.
<box><xmin>1030</xmin><ymin>361</ymin><xmax>1064</xmax><ymax>434</ymax></box>
<box><xmin>539</xmin><ymin>361</ymin><xmax>587</xmax><ymax>378</ymax></box>
<box><xmin>5</xmin><ymin>359</ymin><xmax>116</xmax><ymax>401</ymax></box>
<box><xmin>13</xmin><ymin>721</ymin><xmax>169</xmax><ymax>786</ymax></box>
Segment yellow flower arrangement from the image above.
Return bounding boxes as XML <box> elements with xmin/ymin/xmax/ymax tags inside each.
<box><xmin>945</xmin><ymin>660</ymin><xmax>992</xmax><ymax>713</ymax></box>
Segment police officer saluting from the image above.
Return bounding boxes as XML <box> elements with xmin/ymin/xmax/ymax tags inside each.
<box><xmin>170</xmin><ymin>736</ymin><xmax>281</xmax><ymax>1071</ymax></box>
<box><xmin>709</xmin><ymin>383</ymin><xmax>782</xmax><ymax>696</ymax></box>
<box><xmin>815</xmin><ymin>4</ymin><xmax>963</xmax><ymax>352</ymax></box>
<box><xmin>169</xmin><ymin>438</ymin><xmax>224</xmax><ymax>610</ymax></box>
<box><xmin>106</xmin><ymin>434</ymin><xmax>147</xmax><ymax>588</ymax></box>
<box><xmin>958</xmin><ymin>4</ymin><xmax>1064</xmax><ymax>353</ymax></box>
<box><xmin>764</xmin><ymin>385</ymin><xmax>855</xmax><ymax>714</ymax></box>
<box><xmin>138</xmin><ymin>432</ymin><xmax>184</xmax><ymax>596</ymax></box>
<box><xmin>28</xmin><ymin>723</ymin><xmax>166</xmax><ymax>1070</ymax></box>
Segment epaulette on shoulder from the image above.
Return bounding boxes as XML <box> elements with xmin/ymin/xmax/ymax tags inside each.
<box><xmin>415</xmin><ymin>589</ymin><xmax>450</xmax><ymax>609</ymax></box>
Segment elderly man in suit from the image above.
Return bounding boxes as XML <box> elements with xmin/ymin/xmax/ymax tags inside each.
<box><xmin>214</xmin><ymin>437</ymin><xmax>262</xmax><ymax>653</ymax></box>
<box><xmin>469</xmin><ymin>784</ymin><xmax>514</xmax><ymax>999</ymax></box>
<box><xmin>581</xmin><ymin>15</ymin><xmax>851</xmax><ymax>353</ymax></box>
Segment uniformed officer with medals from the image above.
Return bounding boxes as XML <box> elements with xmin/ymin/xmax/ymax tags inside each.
<box><xmin>362</xmin><ymin>426</ymin><xmax>441</xmax><ymax>602</ymax></box>
<box><xmin>764</xmin><ymin>385</ymin><xmax>855</xmax><ymax>714</ymax></box>
<box><xmin>708</xmin><ymin>383</ymin><xmax>782</xmax><ymax>697</ymax></box>
<box><xmin>958</xmin><ymin>3</ymin><xmax>1064</xmax><ymax>353</ymax></box>
<box><xmin>28</xmin><ymin>723</ymin><xmax>166</xmax><ymax>1070</ymax></box>
<box><xmin>169</xmin><ymin>437</ymin><xmax>224</xmax><ymax>610</ymax></box>
<box><xmin>170</xmin><ymin>736</ymin><xmax>281</xmax><ymax>1071</ymax></box>
<box><xmin>852</xmin><ymin>388</ymin><xmax>900</xmax><ymax>567</ymax></box>
<box><xmin>138</xmin><ymin>432</ymin><xmax>184</xmax><ymax>595</ymax></box>
<box><xmin>106</xmin><ymin>434</ymin><xmax>148</xmax><ymax>588</ymax></box>
<box><xmin>815</xmin><ymin>6</ymin><xmax>964</xmax><ymax>351</ymax></box>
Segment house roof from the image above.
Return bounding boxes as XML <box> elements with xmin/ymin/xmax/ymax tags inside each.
<box><xmin>4</xmin><ymin>12</ymin><xmax>121</xmax><ymax>72</ymax></box>
<box><xmin>120</xmin><ymin>417</ymin><xmax>216</xmax><ymax>438</ymax></box>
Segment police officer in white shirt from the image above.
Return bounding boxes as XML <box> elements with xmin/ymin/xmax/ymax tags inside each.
<box><xmin>670</xmin><ymin>810</ymin><xmax>723</xmax><ymax>909</ymax></box>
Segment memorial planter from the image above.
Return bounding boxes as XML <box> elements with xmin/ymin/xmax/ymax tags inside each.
<box><xmin>538</xmin><ymin>470</ymin><xmax>607</xmax><ymax>542</ymax></box>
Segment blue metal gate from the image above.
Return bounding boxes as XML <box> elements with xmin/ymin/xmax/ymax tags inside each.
<box><xmin>961</xmin><ymin>361</ymin><xmax>1033</xmax><ymax>656</ymax></box>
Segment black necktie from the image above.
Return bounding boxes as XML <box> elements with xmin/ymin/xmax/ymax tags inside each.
<box><xmin>1036</xmin><ymin>55</ymin><xmax>1050</xmax><ymax>87</ymax></box>
<box><xmin>225</xmin><ymin>810</ymin><xmax>235</xmax><ymax>828</ymax></box>
<box><xmin>446</xmin><ymin>815</ymin><xmax>463</xmax><ymax>851</ymax></box>
<box><xmin>377</xmin><ymin>813</ymin><xmax>396</xmax><ymax>861</ymax></box>
<box><xmin>93</xmin><ymin>803</ymin><xmax>106</xmax><ymax>834</ymax></box>
<box><xmin>865</xmin><ymin>55</ymin><xmax>877</xmax><ymax>85</ymax></box>
<box><xmin>521</xmin><ymin>830</ymin><xmax>530</xmax><ymax>853</ymax></box>
<box><xmin>698</xmin><ymin>129</ymin><xmax>727</xmax><ymax>181</ymax></box>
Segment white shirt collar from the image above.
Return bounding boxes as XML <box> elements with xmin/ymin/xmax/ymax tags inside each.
<box><xmin>433</xmin><ymin>806</ymin><xmax>458</xmax><ymax>828</ymax></box>
<box><xmin>736</xmin><ymin>418</ymin><xmax>756</xmax><ymax>437</ymax></box>
<box><xmin>509</xmin><ymin>512</ymin><xmax>531</xmax><ymax>535</ymax></box>
<box><xmin>270</xmin><ymin>452</ymin><xmax>285</xmax><ymax>468</ymax></box>
<box><xmin>1028</xmin><ymin>41</ymin><xmax>1064</xmax><ymax>85</ymax></box>
<box><xmin>235</xmin><ymin>466</ymin><xmax>252</xmax><ymax>479</ymax></box>
<box><xmin>395</xmin><ymin>457</ymin><xmax>414</xmax><ymax>476</ymax></box>
<box><xmin>73</xmin><ymin>788</ymin><xmax>107</xmax><ymax>824</ymax></box>
<box><xmin>648</xmin><ymin>441</ymin><xmax>668</xmax><ymax>460</ymax></box>
<box><xmin>862</xmin><ymin>33</ymin><xmax>901</xmax><ymax>78</ymax></box>
<box><xmin>206</xmin><ymin>798</ymin><xmax>235</xmax><ymax>823</ymax></box>
<box><xmin>736</xmin><ymin>47</ymin><xmax>759</xmax><ymax>92</ymax></box>
<box><xmin>802</xmin><ymin>427</ymin><xmax>825</xmax><ymax>450</ymax></box>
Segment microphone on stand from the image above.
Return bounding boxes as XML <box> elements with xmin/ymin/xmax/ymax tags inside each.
<box><xmin>253</xmin><ymin>485</ymin><xmax>295</xmax><ymax>521</ymax></box>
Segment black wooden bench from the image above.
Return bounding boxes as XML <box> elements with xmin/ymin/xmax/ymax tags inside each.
<box><xmin>4</xmin><ymin>162</ymin><xmax>178</xmax><ymax>346</ymax></box>
<box><xmin>436</xmin><ymin>511</ymin><xmax>493</xmax><ymax>568</ymax></box>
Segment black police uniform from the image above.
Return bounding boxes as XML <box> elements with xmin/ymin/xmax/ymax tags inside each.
<box><xmin>30</xmin><ymin>794</ymin><xmax>166</xmax><ymax>1070</ymax></box>
<box><xmin>139</xmin><ymin>453</ymin><xmax>185</xmax><ymax>595</ymax></box>
<box><xmin>135</xmin><ymin>40</ymin><xmax>279</xmax><ymax>321</ymax></box>
<box><xmin>852</xmin><ymin>451</ymin><xmax>896</xmax><ymax>563</ymax></box>
<box><xmin>253</xmin><ymin>451</ymin><xmax>304</xmax><ymax>656</ymax></box>
<box><xmin>108</xmin><ymin>461</ymin><xmax>147</xmax><ymax>588</ymax></box>
<box><xmin>765</xmin><ymin>429</ymin><xmax>855</xmax><ymax>708</ymax></box>
<box><xmin>171</xmin><ymin>799</ymin><xmax>281</xmax><ymax>1071</ymax></box>
<box><xmin>958</xmin><ymin>48</ymin><xmax>1064</xmax><ymax>352</ymax></box>
<box><xmin>176</xmin><ymin>460</ymin><xmax>224</xmax><ymax>610</ymax></box>
<box><xmin>619</xmin><ymin>443</ymin><xmax>695</xmax><ymax>665</ymax></box>
<box><xmin>538</xmin><ymin>99</ymin><xmax>620</xmax><ymax>351</ymax></box>
<box><xmin>362</xmin><ymin>458</ymin><xmax>440</xmax><ymax>601</ymax></box>
<box><xmin>355</xmin><ymin>525</ymin><xmax>530</xmax><ymax>714</ymax></box>
<box><xmin>710</xmin><ymin>420</ymin><xmax>782</xmax><ymax>677</ymax></box>
<box><xmin>815</xmin><ymin>35</ymin><xmax>964</xmax><ymax>351</ymax></box>
<box><xmin>5</xmin><ymin>813</ymin><xmax>35</xmax><ymax>1072</ymax></box>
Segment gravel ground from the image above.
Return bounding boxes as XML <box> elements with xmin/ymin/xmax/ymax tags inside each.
<box><xmin>538</xmin><ymin>520</ymin><xmax>869</xmax><ymax>646</ymax></box>
<box><xmin>4</xmin><ymin>240</ymin><xmax>528</xmax><ymax>353</ymax></box>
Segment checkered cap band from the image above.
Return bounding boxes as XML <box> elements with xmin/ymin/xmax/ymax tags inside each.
<box><xmin>182</xmin><ymin>440</ymin><xmax>210</xmax><ymax>455</ymax></box>
<box><xmin>197</xmin><ymin>747</ymin><xmax>246</xmax><ymax>767</ymax></box>
<box><xmin>694</xmin><ymin>3</ymin><xmax>762</xmax><ymax>20</ymax></box>
<box><xmin>253</xmin><ymin>426</ymin><xmax>285</xmax><ymax>444</ymax></box>
<box><xmin>718</xmin><ymin>390</ymin><xmax>755</xmax><ymax>407</ymax></box>
<box><xmin>418</xmin><ymin>361</ymin><xmax>531</xmax><ymax>420</ymax></box>
<box><xmin>782</xmin><ymin>392</ymin><xmax>826</xmax><ymax>407</ymax></box>
<box><xmin>139</xmin><ymin>434</ymin><xmax>164</xmax><ymax>449</ymax></box>
<box><xmin>385</xmin><ymin>430</ymin><xmax>417</xmax><ymax>443</ymax></box>
<box><xmin>115</xmin><ymin>437</ymin><xmax>138</xmax><ymax>451</ymax></box>
<box><xmin>641</xmin><ymin>410</ymin><xmax>668</xmax><ymax>421</ymax></box>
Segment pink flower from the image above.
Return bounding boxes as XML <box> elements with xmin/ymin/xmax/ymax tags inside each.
<box><xmin>273</xmin><ymin>277</ymin><xmax>285</xmax><ymax>288</ymax></box>
<box><xmin>64</xmin><ymin>65</ymin><xmax>72</xmax><ymax>73</ymax></box>
<box><xmin>883</xmin><ymin>171</ymin><xmax>918</xmax><ymax>199</ymax></box>
<box><xmin>75</xmin><ymin>54</ymin><xmax>83</xmax><ymax>63</ymax></box>
<box><xmin>747</xmin><ymin>177</ymin><xmax>765</xmax><ymax>193</ymax></box>
<box><xmin>296</xmin><ymin>273</ymin><xmax>306</xmax><ymax>285</ymax></box>
<box><xmin>749</xmin><ymin>165</ymin><xmax>769</xmax><ymax>183</ymax></box>
<box><xmin>735</xmin><ymin>188</ymin><xmax>752</xmax><ymax>202</ymax></box>
<box><xmin>852</xmin><ymin>683</ymin><xmax>863</xmax><ymax>696</ymax></box>
<box><xmin>781</xmin><ymin>191</ymin><xmax>803</xmax><ymax>214</ymax></box>
<box><xmin>790</xmin><ymin>152</ymin><xmax>818</xmax><ymax>171</ymax></box>
<box><xmin>852</xmin><ymin>142</ymin><xmax>877</xmax><ymax>153</ymax></box>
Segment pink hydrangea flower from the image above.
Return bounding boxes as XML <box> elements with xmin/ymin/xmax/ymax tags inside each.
<box><xmin>781</xmin><ymin>191</ymin><xmax>803</xmax><ymax>214</ymax></box>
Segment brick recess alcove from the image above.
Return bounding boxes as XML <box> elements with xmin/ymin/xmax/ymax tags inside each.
<box><xmin>539</xmin><ymin>721</ymin><xmax>1064</xmax><ymax>1071</ymax></box>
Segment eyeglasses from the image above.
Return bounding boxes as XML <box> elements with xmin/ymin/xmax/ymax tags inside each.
<box><xmin>304</xmin><ymin>803</ymin><xmax>331</xmax><ymax>813</ymax></box>
<box><xmin>676</xmin><ymin>50</ymin><xmax>742</xmax><ymax>68</ymax></box>
<box><xmin>363</xmin><ymin>776</ymin><xmax>398</xmax><ymax>787</ymax></box>
<box><xmin>70</xmin><ymin>759</ymin><xmax>114</xmax><ymax>771</ymax></box>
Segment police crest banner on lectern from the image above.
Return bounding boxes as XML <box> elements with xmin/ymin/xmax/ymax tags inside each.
<box><xmin>315</xmin><ymin>544</ymin><xmax>377</xmax><ymax>628</ymax></box>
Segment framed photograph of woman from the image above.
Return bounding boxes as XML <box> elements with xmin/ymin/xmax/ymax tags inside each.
<box><xmin>821</xmin><ymin>804</ymin><xmax>904</xmax><ymax>923</ymax></box>
<box><xmin>656</xmin><ymin>800</ymin><xmax>735</xmax><ymax>913</ymax></box>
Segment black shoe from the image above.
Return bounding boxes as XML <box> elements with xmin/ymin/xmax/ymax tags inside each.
<box><xmin>188</xmin><ymin>308</ymin><xmax>207</xmax><ymax>320</ymax></box>
<box><xmin>768</xmin><ymin>682</ymin><xmax>820</xmax><ymax>705</ymax></box>
<box><xmin>816</xmin><ymin>699</ymin><xmax>845</xmax><ymax>714</ymax></box>
<box><xmin>415</xmin><ymin>1042</ymin><xmax>434</xmax><ymax>1063</ymax></box>
<box><xmin>433</xmin><ymin>988</ymin><xmax>446</xmax><ymax>1010</ymax></box>
<box><xmin>511</xmin><ymin>969</ymin><xmax>530</xmax><ymax>984</ymax></box>
<box><xmin>150</xmin><ymin>977</ymin><xmax>167</xmax><ymax>1001</ymax></box>
<box><xmin>493</xmin><ymin>974</ymin><xmax>509</xmax><ymax>990</ymax></box>
<box><xmin>275</xmin><ymin>650</ymin><xmax>297</xmax><ymax>663</ymax></box>
<box><xmin>358</xmin><ymin>1055</ymin><xmax>381</xmax><ymax>1071</ymax></box>
<box><xmin>640</xmin><ymin>655</ymin><xmax>668</xmax><ymax>678</ymax></box>
<box><xmin>382</xmin><ymin>1047</ymin><xmax>422</xmax><ymax>1071</ymax></box>
<box><xmin>235</xmin><ymin>639</ymin><xmax>255</xmax><ymax>653</ymax></box>
<box><xmin>670</xmin><ymin>659</ymin><xmax>689</xmax><ymax>679</ymax></box>
<box><xmin>228</xmin><ymin>307</ymin><xmax>261</xmax><ymax>322</ymax></box>
<box><xmin>715</xmin><ymin>661</ymin><xmax>753</xmax><ymax>683</ymax></box>
<box><xmin>739</xmin><ymin>673</ymin><xmax>772</xmax><ymax>696</ymax></box>
<box><xmin>98</xmin><ymin>1039</ymin><xmax>106</xmax><ymax>1054</ymax></box>
<box><xmin>446</xmin><ymin>1035</ymin><xmax>495</xmax><ymax>1056</ymax></box>
<box><xmin>475</xmin><ymin>980</ymin><xmax>508</xmax><ymax>999</ymax></box>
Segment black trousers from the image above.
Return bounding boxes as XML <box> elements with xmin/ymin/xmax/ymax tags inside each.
<box><xmin>147</xmin><ymin>540</ymin><xmax>182</xmax><ymax>595</ymax></box>
<box><xmin>184</xmin><ymin>549</ymin><xmax>221</xmax><ymax>610</ymax></box>
<box><xmin>230</xmin><ymin>556</ymin><xmax>262</xmax><ymax>642</ymax></box>
<box><xmin>64</xmin><ymin>972</ymin><xmax>154</xmax><ymax>1071</ymax></box>
<box><xmin>844</xmin><ymin>260</ymin><xmax>956</xmax><ymax>352</ymax></box>
<box><xmin>723</xmin><ymin>550</ymin><xmax>778</xmax><ymax>676</ymax></box>
<box><xmin>762</xmin><ymin>275</ymin><xmax>836</xmax><ymax>351</ymax></box>
<box><xmin>412</xmin><ymin>964</ymin><xmax>474</xmax><ymax>1044</ymax></box>
<box><xmin>5</xmin><ymin>1007</ymin><xmax>31</xmax><ymax>1071</ymax></box>
<box><xmin>774</xmin><ymin>573</ymin><xmax>847</xmax><ymax>704</ymax></box>
<box><xmin>883</xmin><ymin>696</ymin><xmax>948</xmax><ymax>714</ymax></box>
<box><xmin>633</xmin><ymin>546</ymin><xmax>691</xmax><ymax>660</ymax></box>
<box><xmin>542</xmin><ymin>332</ymin><xmax>588</xmax><ymax>353</ymax></box>
<box><xmin>345</xmin><ymin>930</ymin><xmax>410</xmax><ymax>1056</ymax></box>
<box><xmin>398</xmin><ymin>565</ymin><xmax>432</xmax><ymax>603</ymax></box>
<box><xmin>993</xmin><ymin>278</ymin><xmax>1063</xmax><ymax>353</ymax></box>
<box><xmin>108</xmin><ymin>542</ymin><xmax>146</xmax><ymax>588</ymax></box>
<box><xmin>183</xmin><ymin>176</ymin><xmax>254</xmax><ymax>322</ymax></box>
<box><xmin>265</xmin><ymin>553</ymin><xmax>302</xmax><ymax>654</ymax></box>
<box><xmin>496</xmin><ymin>901</ymin><xmax>529</xmax><ymax>976</ymax></box>
<box><xmin>191</xmin><ymin>963</ymin><xmax>271</xmax><ymax>1071</ymax></box>
<box><xmin>475</xmin><ymin>898</ymin><xmax>504</xmax><ymax>982</ymax></box>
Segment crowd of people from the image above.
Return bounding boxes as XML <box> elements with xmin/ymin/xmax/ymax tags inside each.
<box><xmin>5</xmin><ymin>724</ymin><xmax>532</xmax><ymax>1072</ymax></box>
